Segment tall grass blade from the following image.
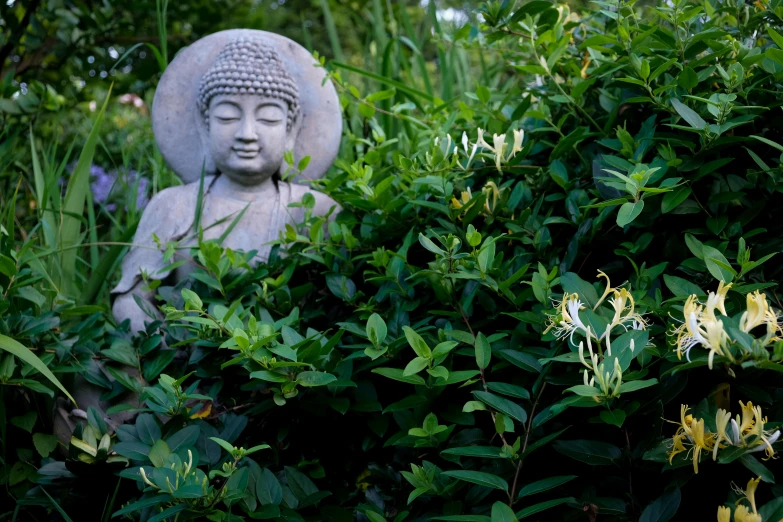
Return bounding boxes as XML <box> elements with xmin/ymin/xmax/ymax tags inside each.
<box><xmin>60</xmin><ymin>85</ymin><xmax>112</xmax><ymax>297</ymax></box>
<box><xmin>0</xmin><ymin>334</ymin><xmax>76</xmax><ymax>404</ymax></box>
<box><xmin>332</xmin><ymin>61</ymin><xmax>434</xmax><ymax>104</ymax></box>
<box><xmin>40</xmin><ymin>488</ymin><xmax>75</xmax><ymax>522</ymax></box>
<box><xmin>319</xmin><ymin>0</ymin><xmax>345</xmax><ymax>62</ymax></box>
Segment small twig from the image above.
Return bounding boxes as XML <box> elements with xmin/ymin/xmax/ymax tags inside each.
<box><xmin>625</xmin><ymin>428</ymin><xmax>637</xmax><ymax>522</ymax></box>
<box><xmin>510</xmin><ymin>382</ymin><xmax>547</xmax><ymax>505</ymax></box>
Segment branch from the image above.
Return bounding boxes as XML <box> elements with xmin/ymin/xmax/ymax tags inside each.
<box><xmin>0</xmin><ymin>0</ymin><xmax>42</xmax><ymax>70</ymax></box>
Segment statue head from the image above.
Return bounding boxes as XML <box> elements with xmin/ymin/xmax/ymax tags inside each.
<box><xmin>197</xmin><ymin>38</ymin><xmax>301</xmax><ymax>185</ymax></box>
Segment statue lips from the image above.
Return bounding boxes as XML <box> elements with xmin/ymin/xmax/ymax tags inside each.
<box><xmin>232</xmin><ymin>147</ymin><xmax>261</xmax><ymax>159</ymax></box>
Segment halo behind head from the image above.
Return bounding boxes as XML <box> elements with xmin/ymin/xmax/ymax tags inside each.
<box><xmin>152</xmin><ymin>29</ymin><xmax>342</xmax><ymax>184</ymax></box>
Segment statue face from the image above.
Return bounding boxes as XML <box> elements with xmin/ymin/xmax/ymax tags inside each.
<box><xmin>207</xmin><ymin>95</ymin><xmax>289</xmax><ymax>185</ymax></box>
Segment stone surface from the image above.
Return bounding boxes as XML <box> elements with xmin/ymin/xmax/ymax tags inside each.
<box><xmin>153</xmin><ymin>29</ymin><xmax>342</xmax><ymax>183</ymax></box>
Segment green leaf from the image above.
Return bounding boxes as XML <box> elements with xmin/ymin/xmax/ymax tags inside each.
<box><xmin>403</xmin><ymin>357</ymin><xmax>429</xmax><ymax>376</ymax></box>
<box><xmin>617</xmin><ymin>379</ymin><xmax>658</xmax><ymax>394</ymax></box>
<box><xmin>701</xmin><ymin>245</ymin><xmax>735</xmax><ymax>283</ymax></box>
<box><xmin>257</xmin><ymin>468</ymin><xmax>283</xmax><ymax>506</ymax></box>
<box><xmin>599</xmin><ymin>409</ymin><xmax>627</xmax><ymax>427</ymax></box>
<box><xmin>768</xmin><ymin>27</ymin><xmax>783</xmax><ymax>49</ymax></box>
<box><xmin>366</xmin><ymin>313</ymin><xmax>387</xmax><ymax>347</ymax></box>
<box><xmin>372</xmin><ymin>367</ymin><xmax>426</xmax><ymax>385</ymax></box>
<box><xmin>441</xmin><ymin>446</ymin><xmax>503</xmax><ymax>459</ymax></box>
<box><xmin>491</xmin><ymin>502</ymin><xmax>518</xmax><ymax>522</ymax></box>
<box><xmin>0</xmin><ymin>334</ymin><xmax>75</xmax><ymax>405</ymax></box>
<box><xmin>11</xmin><ymin>411</ymin><xmax>37</xmax><ymax>433</ymax></box>
<box><xmin>33</xmin><ymin>433</ymin><xmax>59</xmax><ymax>458</ymax></box>
<box><xmin>671</xmin><ymin>99</ymin><xmax>706</xmax><ymax>129</ymax></box>
<box><xmin>442</xmin><ymin>470</ymin><xmax>508</xmax><ymax>492</ymax></box>
<box><xmin>517</xmin><ymin>476</ymin><xmax>577</xmax><ymax>498</ymax></box>
<box><xmin>515</xmin><ymin>498</ymin><xmax>574</xmax><ymax>519</ymax></box>
<box><xmin>403</xmin><ymin>326</ymin><xmax>432</xmax><ymax>358</ymax></box>
<box><xmin>663</xmin><ymin>275</ymin><xmax>704</xmax><ymax>298</ymax></box>
<box><xmin>148</xmin><ymin>439</ymin><xmax>171</xmax><ymax>468</ymax></box>
<box><xmin>739</xmin><ymin>454</ymin><xmax>775</xmax><ymax>483</ymax></box>
<box><xmin>560</xmin><ymin>272</ymin><xmax>599</xmax><ymax>308</ymax></box>
<box><xmin>565</xmin><ymin>385</ymin><xmax>601</xmax><ymax>397</ymax></box>
<box><xmin>250</xmin><ymin>370</ymin><xmax>289</xmax><ymax>383</ymax></box>
<box><xmin>473</xmin><ymin>391</ymin><xmax>527</xmax><ymax>424</ymax></box>
<box><xmin>660</xmin><ymin>186</ymin><xmax>691</xmax><ymax>213</ymax></box>
<box><xmin>475</xmin><ymin>333</ymin><xmax>491</xmax><ymax>370</ymax></box>
<box><xmin>476</xmin><ymin>84</ymin><xmax>491</xmax><ymax>104</ymax></box>
<box><xmin>499</xmin><ymin>350</ymin><xmax>543</xmax><ymax>373</ymax></box>
<box><xmin>639</xmin><ymin>489</ymin><xmax>680</xmax><ymax>522</ymax></box>
<box><xmin>677</xmin><ymin>67</ymin><xmax>698</xmax><ymax>90</ymax></box>
<box><xmin>552</xmin><ymin>439</ymin><xmax>621</xmax><ymax>465</ymax></box>
<box><xmin>296</xmin><ymin>371</ymin><xmax>337</xmax><ymax>387</ymax></box>
<box><xmin>617</xmin><ymin>200</ymin><xmax>644</xmax><ymax>227</ymax></box>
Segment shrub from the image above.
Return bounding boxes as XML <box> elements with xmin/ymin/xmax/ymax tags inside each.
<box><xmin>3</xmin><ymin>0</ymin><xmax>783</xmax><ymax>520</ymax></box>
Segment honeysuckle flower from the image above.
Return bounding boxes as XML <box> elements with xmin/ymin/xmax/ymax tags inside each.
<box><xmin>451</xmin><ymin>187</ymin><xmax>472</xmax><ymax>211</ymax></box>
<box><xmin>594</xmin><ymin>270</ymin><xmax>615</xmax><ymax>309</ymax></box>
<box><xmin>713</xmin><ymin>409</ymin><xmax>732</xmax><ymax>461</ymax></box>
<box><xmin>733</xmin><ymin>476</ymin><xmax>762</xmax><ymax>522</ymax></box>
<box><xmin>740</xmin><ymin>290</ymin><xmax>776</xmax><ymax>333</ymax></box>
<box><xmin>510</xmin><ymin>129</ymin><xmax>524</xmax><ymax>157</ymax></box>
<box><xmin>672</xmin><ymin>292</ymin><xmax>731</xmax><ymax>368</ymax></box>
<box><xmin>492</xmin><ymin>134</ymin><xmax>507</xmax><ymax>172</ymax></box>
<box><xmin>689</xmin><ymin>418</ymin><xmax>715</xmax><ymax>473</ymax></box>
<box><xmin>717</xmin><ymin>506</ymin><xmax>730</xmax><ymax>522</ymax></box>
<box><xmin>460</xmin><ymin>131</ymin><xmax>479</xmax><ymax>171</ymax></box>
<box><xmin>593</xmin><ymin>271</ymin><xmax>648</xmax><ymax>336</ymax></box>
<box><xmin>746</xmin><ymin>403</ymin><xmax>780</xmax><ymax>459</ymax></box>
<box><xmin>476</xmin><ymin>128</ymin><xmax>493</xmax><ymax>151</ymax></box>
<box><xmin>482</xmin><ymin>181</ymin><xmax>500</xmax><ymax>214</ymax></box>
<box><xmin>666</xmin><ymin>405</ymin><xmax>715</xmax><ymax>473</ymax></box>
<box><xmin>578</xmin><ymin>328</ymin><xmax>598</xmax><ymax>370</ymax></box>
<box><xmin>546</xmin><ymin>293</ymin><xmax>590</xmax><ymax>343</ymax></box>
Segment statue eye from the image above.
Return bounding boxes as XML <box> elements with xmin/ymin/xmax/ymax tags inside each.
<box><xmin>256</xmin><ymin>105</ymin><xmax>284</xmax><ymax>124</ymax></box>
<box><xmin>212</xmin><ymin>103</ymin><xmax>241</xmax><ymax>122</ymax></box>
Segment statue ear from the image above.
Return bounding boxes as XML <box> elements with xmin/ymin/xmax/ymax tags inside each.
<box><xmin>285</xmin><ymin>113</ymin><xmax>303</xmax><ymax>162</ymax></box>
<box><xmin>195</xmin><ymin>108</ymin><xmax>217</xmax><ymax>175</ymax></box>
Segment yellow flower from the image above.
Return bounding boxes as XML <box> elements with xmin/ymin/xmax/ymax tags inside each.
<box><xmin>734</xmin><ymin>506</ymin><xmax>762</xmax><ymax>522</ymax></box>
<box><xmin>593</xmin><ymin>271</ymin><xmax>647</xmax><ymax>338</ymax></box>
<box><xmin>733</xmin><ymin>476</ymin><xmax>762</xmax><ymax>522</ymax></box>
<box><xmin>482</xmin><ymin>181</ymin><xmax>500</xmax><ymax>214</ymax></box>
<box><xmin>666</xmin><ymin>405</ymin><xmax>715</xmax><ymax>473</ymax></box>
<box><xmin>668</xmin><ymin>431</ymin><xmax>688</xmax><ymax>465</ymax></box>
<box><xmin>734</xmin><ymin>401</ymin><xmax>757</xmax><ymax>443</ymax></box>
<box><xmin>748</xmin><ymin>404</ymin><xmax>780</xmax><ymax>460</ymax></box>
<box><xmin>672</xmin><ymin>288</ymin><xmax>732</xmax><ymax>368</ymax></box>
<box><xmin>713</xmin><ymin>409</ymin><xmax>732</xmax><ymax>461</ymax></box>
<box><xmin>594</xmin><ymin>270</ymin><xmax>615</xmax><ymax>309</ymax></box>
<box><xmin>741</xmin><ymin>291</ymin><xmax>769</xmax><ymax>333</ymax></box>
<box><xmin>704</xmin><ymin>281</ymin><xmax>731</xmax><ymax>321</ymax></box>
<box><xmin>717</xmin><ymin>506</ymin><xmax>730</xmax><ymax>522</ymax></box>
<box><xmin>451</xmin><ymin>187</ymin><xmax>472</xmax><ymax>211</ymax></box>
<box><xmin>689</xmin><ymin>418</ymin><xmax>715</xmax><ymax>473</ymax></box>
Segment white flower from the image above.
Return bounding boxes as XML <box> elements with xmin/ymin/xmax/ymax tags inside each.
<box><xmin>509</xmin><ymin>129</ymin><xmax>524</xmax><ymax>158</ymax></box>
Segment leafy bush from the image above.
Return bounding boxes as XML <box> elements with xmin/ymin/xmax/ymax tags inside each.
<box><xmin>3</xmin><ymin>0</ymin><xmax>783</xmax><ymax>520</ymax></box>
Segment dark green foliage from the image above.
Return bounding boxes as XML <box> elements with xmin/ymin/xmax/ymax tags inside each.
<box><xmin>3</xmin><ymin>0</ymin><xmax>783</xmax><ymax>520</ymax></box>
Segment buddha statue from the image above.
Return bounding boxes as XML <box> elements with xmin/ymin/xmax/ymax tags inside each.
<box><xmin>112</xmin><ymin>32</ymin><xmax>342</xmax><ymax>333</ymax></box>
<box><xmin>54</xmin><ymin>31</ymin><xmax>342</xmax><ymax>445</ymax></box>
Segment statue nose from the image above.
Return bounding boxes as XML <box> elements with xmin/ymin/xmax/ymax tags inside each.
<box><xmin>235</xmin><ymin>116</ymin><xmax>259</xmax><ymax>141</ymax></box>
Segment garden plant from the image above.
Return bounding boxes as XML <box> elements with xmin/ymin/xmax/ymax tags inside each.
<box><xmin>2</xmin><ymin>0</ymin><xmax>783</xmax><ymax>520</ymax></box>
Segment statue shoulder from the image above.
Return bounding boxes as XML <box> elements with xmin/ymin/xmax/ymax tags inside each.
<box><xmin>287</xmin><ymin>183</ymin><xmax>339</xmax><ymax>218</ymax></box>
<box><xmin>112</xmin><ymin>178</ymin><xmax>214</xmax><ymax>295</ymax></box>
<box><xmin>139</xmin><ymin>178</ymin><xmax>215</xmax><ymax>236</ymax></box>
